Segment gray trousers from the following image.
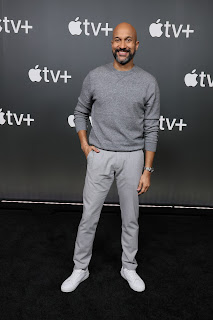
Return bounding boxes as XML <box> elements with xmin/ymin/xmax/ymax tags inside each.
<box><xmin>73</xmin><ymin>147</ymin><xmax>144</xmax><ymax>271</ymax></box>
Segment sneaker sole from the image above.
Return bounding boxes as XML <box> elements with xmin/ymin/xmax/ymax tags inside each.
<box><xmin>61</xmin><ymin>271</ymin><xmax>90</xmax><ymax>293</ymax></box>
<box><xmin>120</xmin><ymin>268</ymin><xmax>145</xmax><ymax>292</ymax></box>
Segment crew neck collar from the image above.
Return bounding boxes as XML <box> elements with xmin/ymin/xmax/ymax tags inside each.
<box><xmin>108</xmin><ymin>62</ymin><xmax>136</xmax><ymax>73</ymax></box>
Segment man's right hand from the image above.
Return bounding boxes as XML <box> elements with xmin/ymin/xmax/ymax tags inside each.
<box><xmin>81</xmin><ymin>144</ymin><xmax>100</xmax><ymax>159</ymax></box>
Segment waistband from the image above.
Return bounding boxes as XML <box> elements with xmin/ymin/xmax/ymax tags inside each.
<box><xmin>95</xmin><ymin>147</ymin><xmax>143</xmax><ymax>153</ymax></box>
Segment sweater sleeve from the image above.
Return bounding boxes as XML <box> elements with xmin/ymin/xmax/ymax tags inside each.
<box><xmin>143</xmin><ymin>78</ymin><xmax>160</xmax><ymax>152</ymax></box>
<box><xmin>74</xmin><ymin>72</ymin><xmax>93</xmax><ymax>133</ymax></box>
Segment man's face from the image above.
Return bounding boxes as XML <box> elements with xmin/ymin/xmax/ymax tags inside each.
<box><xmin>111</xmin><ymin>28</ymin><xmax>139</xmax><ymax>65</ymax></box>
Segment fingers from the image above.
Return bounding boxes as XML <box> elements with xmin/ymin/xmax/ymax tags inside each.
<box><xmin>137</xmin><ymin>184</ymin><xmax>150</xmax><ymax>195</ymax></box>
<box><xmin>89</xmin><ymin>145</ymin><xmax>100</xmax><ymax>153</ymax></box>
<box><xmin>93</xmin><ymin>146</ymin><xmax>100</xmax><ymax>153</ymax></box>
<box><xmin>86</xmin><ymin>146</ymin><xmax>100</xmax><ymax>158</ymax></box>
<box><xmin>137</xmin><ymin>188</ymin><xmax>148</xmax><ymax>195</ymax></box>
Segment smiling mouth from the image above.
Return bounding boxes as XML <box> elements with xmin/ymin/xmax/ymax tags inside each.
<box><xmin>118</xmin><ymin>51</ymin><xmax>129</xmax><ymax>56</ymax></box>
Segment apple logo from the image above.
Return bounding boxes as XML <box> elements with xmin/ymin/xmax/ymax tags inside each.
<box><xmin>28</xmin><ymin>65</ymin><xmax>42</xmax><ymax>82</ymax></box>
<box><xmin>0</xmin><ymin>108</ymin><xmax>6</xmax><ymax>125</ymax></box>
<box><xmin>68</xmin><ymin>115</ymin><xmax>75</xmax><ymax>127</ymax></box>
<box><xmin>68</xmin><ymin>114</ymin><xmax>92</xmax><ymax>128</ymax></box>
<box><xmin>68</xmin><ymin>17</ymin><xmax>82</xmax><ymax>36</ymax></box>
<box><xmin>149</xmin><ymin>19</ymin><xmax>163</xmax><ymax>37</ymax></box>
<box><xmin>184</xmin><ymin>69</ymin><xmax>198</xmax><ymax>87</ymax></box>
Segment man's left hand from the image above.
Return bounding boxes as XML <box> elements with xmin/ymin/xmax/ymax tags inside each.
<box><xmin>137</xmin><ymin>171</ymin><xmax>151</xmax><ymax>195</ymax></box>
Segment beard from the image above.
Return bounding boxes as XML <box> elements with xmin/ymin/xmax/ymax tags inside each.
<box><xmin>112</xmin><ymin>48</ymin><xmax>137</xmax><ymax>65</ymax></box>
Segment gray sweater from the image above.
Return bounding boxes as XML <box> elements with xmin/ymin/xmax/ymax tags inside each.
<box><xmin>74</xmin><ymin>62</ymin><xmax>160</xmax><ymax>152</ymax></box>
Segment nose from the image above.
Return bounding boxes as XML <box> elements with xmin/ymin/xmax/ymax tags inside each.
<box><xmin>119</xmin><ymin>39</ymin><xmax>126</xmax><ymax>49</ymax></box>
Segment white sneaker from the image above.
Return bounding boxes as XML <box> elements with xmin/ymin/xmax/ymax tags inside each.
<box><xmin>120</xmin><ymin>266</ymin><xmax>145</xmax><ymax>292</ymax></box>
<box><xmin>61</xmin><ymin>268</ymin><xmax>89</xmax><ymax>292</ymax></box>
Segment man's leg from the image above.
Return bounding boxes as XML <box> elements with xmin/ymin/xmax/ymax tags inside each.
<box><xmin>115</xmin><ymin>149</ymin><xmax>144</xmax><ymax>270</ymax></box>
<box><xmin>73</xmin><ymin>149</ymin><xmax>115</xmax><ymax>270</ymax></box>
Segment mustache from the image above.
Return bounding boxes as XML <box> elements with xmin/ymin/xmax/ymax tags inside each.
<box><xmin>115</xmin><ymin>49</ymin><xmax>130</xmax><ymax>53</ymax></box>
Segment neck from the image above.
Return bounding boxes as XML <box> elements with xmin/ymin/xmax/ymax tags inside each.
<box><xmin>113</xmin><ymin>60</ymin><xmax>135</xmax><ymax>71</ymax></box>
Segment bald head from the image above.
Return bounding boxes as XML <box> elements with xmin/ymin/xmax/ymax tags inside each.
<box><xmin>112</xmin><ymin>22</ymin><xmax>137</xmax><ymax>42</ymax></box>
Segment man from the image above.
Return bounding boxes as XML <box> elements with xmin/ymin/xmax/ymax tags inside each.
<box><xmin>61</xmin><ymin>22</ymin><xmax>160</xmax><ymax>293</ymax></box>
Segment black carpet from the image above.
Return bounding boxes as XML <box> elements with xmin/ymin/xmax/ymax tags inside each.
<box><xmin>0</xmin><ymin>204</ymin><xmax>212</xmax><ymax>320</ymax></box>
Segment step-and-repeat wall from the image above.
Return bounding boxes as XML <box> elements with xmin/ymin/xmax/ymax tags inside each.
<box><xmin>0</xmin><ymin>0</ymin><xmax>212</xmax><ymax>206</ymax></box>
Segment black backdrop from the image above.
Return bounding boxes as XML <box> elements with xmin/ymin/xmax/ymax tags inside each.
<box><xmin>0</xmin><ymin>0</ymin><xmax>213</xmax><ymax>207</ymax></box>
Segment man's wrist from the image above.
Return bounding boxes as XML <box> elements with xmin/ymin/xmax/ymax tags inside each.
<box><xmin>143</xmin><ymin>169</ymin><xmax>151</xmax><ymax>174</ymax></box>
<box><xmin>143</xmin><ymin>166</ymin><xmax>154</xmax><ymax>173</ymax></box>
<box><xmin>81</xmin><ymin>142</ymin><xmax>89</xmax><ymax>148</ymax></box>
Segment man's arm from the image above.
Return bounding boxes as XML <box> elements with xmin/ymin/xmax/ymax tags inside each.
<box><xmin>144</xmin><ymin>150</ymin><xmax>155</xmax><ymax>168</ymax></box>
<box><xmin>74</xmin><ymin>71</ymin><xmax>93</xmax><ymax>134</ymax></box>
<box><xmin>137</xmin><ymin>78</ymin><xmax>160</xmax><ymax>195</ymax></box>
<box><xmin>143</xmin><ymin>78</ymin><xmax>160</xmax><ymax>153</ymax></box>
<box><xmin>73</xmin><ymin>72</ymin><xmax>99</xmax><ymax>157</ymax></box>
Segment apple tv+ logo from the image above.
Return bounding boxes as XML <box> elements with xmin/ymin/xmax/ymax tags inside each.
<box><xmin>0</xmin><ymin>108</ymin><xmax>34</xmax><ymax>127</ymax></box>
<box><xmin>28</xmin><ymin>65</ymin><xmax>72</xmax><ymax>83</ymax></box>
<box><xmin>184</xmin><ymin>69</ymin><xmax>213</xmax><ymax>87</ymax></box>
<box><xmin>149</xmin><ymin>19</ymin><xmax>194</xmax><ymax>38</ymax></box>
<box><xmin>68</xmin><ymin>17</ymin><xmax>113</xmax><ymax>36</ymax></box>
<box><xmin>0</xmin><ymin>17</ymin><xmax>33</xmax><ymax>34</ymax></box>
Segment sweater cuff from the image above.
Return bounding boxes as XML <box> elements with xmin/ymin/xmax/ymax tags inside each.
<box><xmin>144</xmin><ymin>142</ymin><xmax>157</xmax><ymax>152</ymax></box>
<box><xmin>75</xmin><ymin>122</ymin><xmax>88</xmax><ymax>133</ymax></box>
